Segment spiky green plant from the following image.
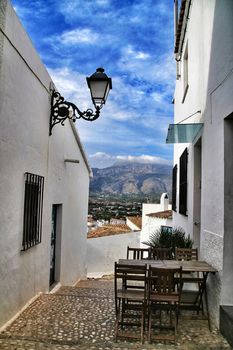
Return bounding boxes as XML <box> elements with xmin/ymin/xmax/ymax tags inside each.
<box><xmin>142</xmin><ymin>226</ymin><xmax>193</xmax><ymax>255</ymax></box>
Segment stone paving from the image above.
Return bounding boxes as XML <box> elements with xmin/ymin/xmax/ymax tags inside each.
<box><xmin>0</xmin><ymin>277</ymin><xmax>231</xmax><ymax>350</ymax></box>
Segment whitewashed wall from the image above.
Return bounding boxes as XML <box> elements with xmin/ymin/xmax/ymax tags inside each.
<box><xmin>141</xmin><ymin>217</ymin><xmax>173</xmax><ymax>247</ymax></box>
<box><xmin>140</xmin><ymin>194</ymin><xmax>172</xmax><ymax>246</ymax></box>
<box><xmin>172</xmin><ymin>0</ymin><xmax>233</xmax><ymax>326</ymax></box>
<box><xmin>0</xmin><ymin>1</ymin><xmax>90</xmax><ymax>327</ymax></box>
<box><xmin>87</xmin><ymin>231</ymin><xmax>141</xmax><ymax>277</ymax></box>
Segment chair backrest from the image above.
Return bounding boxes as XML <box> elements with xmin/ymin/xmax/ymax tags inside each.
<box><xmin>175</xmin><ymin>247</ymin><xmax>198</xmax><ymax>261</ymax></box>
<box><xmin>127</xmin><ymin>246</ymin><xmax>150</xmax><ymax>260</ymax></box>
<box><xmin>148</xmin><ymin>265</ymin><xmax>182</xmax><ymax>297</ymax></box>
<box><xmin>114</xmin><ymin>262</ymin><xmax>147</xmax><ymax>292</ymax></box>
<box><xmin>150</xmin><ymin>247</ymin><xmax>173</xmax><ymax>260</ymax></box>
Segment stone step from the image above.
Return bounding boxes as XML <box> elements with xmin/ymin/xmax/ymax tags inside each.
<box><xmin>220</xmin><ymin>305</ymin><xmax>233</xmax><ymax>348</ymax></box>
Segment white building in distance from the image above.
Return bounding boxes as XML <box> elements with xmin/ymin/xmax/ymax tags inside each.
<box><xmin>140</xmin><ymin>193</ymin><xmax>172</xmax><ymax>246</ymax></box>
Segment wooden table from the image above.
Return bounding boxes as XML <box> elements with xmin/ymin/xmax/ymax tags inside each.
<box><xmin>118</xmin><ymin>259</ymin><xmax>216</xmax><ymax>272</ymax></box>
<box><xmin>118</xmin><ymin>259</ymin><xmax>217</xmax><ymax>330</ymax></box>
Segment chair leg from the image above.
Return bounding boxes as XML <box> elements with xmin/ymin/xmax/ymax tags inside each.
<box><xmin>141</xmin><ymin>308</ymin><xmax>144</xmax><ymax>343</ymax></box>
<box><xmin>176</xmin><ymin>305</ymin><xmax>179</xmax><ymax>327</ymax></box>
<box><xmin>169</xmin><ymin>306</ymin><xmax>172</xmax><ymax>327</ymax></box>
<box><xmin>174</xmin><ymin>310</ymin><xmax>177</xmax><ymax>339</ymax></box>
<box><xmin>148</xmin><ymin>308</ymin><xmax>152</xmax><ymax>343</ymax></box>
<box><xmin>115</xmin><ymin>309</ymin><xmax>120</xmax><ymax>342</ymax></box>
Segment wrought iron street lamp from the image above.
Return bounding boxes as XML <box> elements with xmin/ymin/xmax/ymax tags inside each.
<box><xmin>49</xmin><ymin>68</ymin><xmax>112</xmax><ymax>135</ymax></box>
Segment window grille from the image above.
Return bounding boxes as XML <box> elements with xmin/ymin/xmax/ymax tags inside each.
<box><xmin>179</xmin><ymin>148</ymin><xmax>188</xmax><ymax>215</ymax></box>
<box><xmin>172</xmin><ymin>165</ymin><xmax>177</xmax><ymax>211</ymax></box>
<box><xmin>22</xmin><ymin>173</ymin><xmax>44</xmax><ymax>251</ymax></box>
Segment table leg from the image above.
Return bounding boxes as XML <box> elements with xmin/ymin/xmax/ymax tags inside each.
<box><xmin>203</xmin><ymin>272</ymin><xmax>211</xmax><ymax>331</ymax></box>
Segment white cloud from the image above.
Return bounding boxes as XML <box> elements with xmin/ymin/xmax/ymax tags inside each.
<box><xmin>48</xmin><ymin>67</ymin><xmax>92</xmax><ymax>111</ymax></box>
<box><xmin>118</xmin><ymin>52</ymin><xmax>175</xmax><ymax>89</ymax></box>
<box><xmin>96</xmin><ymin>0</ymin><xmax>109</xmax><ymax>5</ymax></box>
<box><xmin>124</xmin><ymin>45</ymin><xmax>150</xmax><ymax>60</ymax></box>
<box><xmin>89</xmin><ymin>152</ymin><xmax>172</xmax><ymax>168</ymax></box>
<box><xmin>59</xmin><ymin>28</ymin><xmax>99</xmax><ymax>45</ymax></box>
<box><xmin>151</xmin><ymin>92</ymin><xmax>163</xmax><ymax>104</ymax></box>
<box><xmin>116</xmin><ymin>155</ymin><xmax>171</xmax><ymax>165</ymax></box>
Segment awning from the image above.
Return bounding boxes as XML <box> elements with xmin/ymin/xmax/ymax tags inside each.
<box><xmin>166</xmin><ymin>123</ymin><xmax>203</xmax><ymax>143</ymax></box>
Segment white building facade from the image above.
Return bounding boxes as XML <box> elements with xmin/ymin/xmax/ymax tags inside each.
<box><xmin>0</xmin><ymin>1</ymin><xmax>91</xmax><ymax>328</ymax></box>
<box><xmin>170</xmin><ymin>0</ymin><xmax>233</xmax><ymax>334</ymax></box>
<box><xmin>140</xmin><ymin>193</ymin><xmax>172</xmax><ymax>245</ymax></box>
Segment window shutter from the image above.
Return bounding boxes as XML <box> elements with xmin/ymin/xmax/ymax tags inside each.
<box><xmin>172</xmin><ymin>165</ymin><xmax>177</xmax><ymax>211</ymax></box>
<box><xmin>179</xmin><ymin>148</ymin><xmax>188</xmax><ymax>215</ymax></box>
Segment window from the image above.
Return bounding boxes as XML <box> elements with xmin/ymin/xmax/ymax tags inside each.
<box><xmin>179</xmin><ymin>148</ymin><xmax>188</xmax><ymax>215</ymax></box>
<box><xmin>182</xmin><ymin>44</ymin><xmax>189</xmax><ymax>102</ymax></box>
<box><xmin>172</xmin><ymin>165</ymin><xmax>177</xmax><ymax>211</ymax></box>
<box><xmin>22</xmin><ymin>173</ymin><xmax>44</xmax><ymax>251</ymax></box>
<box><xmin>161</xmin><ymin>225</ymin><xmax>173</xmax><ymax>234</ymax></box>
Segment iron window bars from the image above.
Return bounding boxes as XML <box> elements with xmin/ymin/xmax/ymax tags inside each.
<box><xmin>179</xmin><ymin>148</ymin><xmax>188</xmax><ymax>215</ymax></box>
<box><xmin>22</xmin><ymin>173</ymin><xmax>44</xmax><ymax>251</ymax></box>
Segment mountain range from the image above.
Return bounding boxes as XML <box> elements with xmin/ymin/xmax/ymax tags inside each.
<box><xmin>90</xmin><ymin>161</ymin><xmax>172</xmax><ymax>196</ymax></box>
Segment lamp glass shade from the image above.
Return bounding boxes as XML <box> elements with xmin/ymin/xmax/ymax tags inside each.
<box><xmin>86</xmin><ymin>68</ymin><xmax>112</xmax><ymax>108</ymax></box>
<box><xmin>89</xmin><ymin>81</ymin><xmax>109</xmax><ymax>106</ymax></box>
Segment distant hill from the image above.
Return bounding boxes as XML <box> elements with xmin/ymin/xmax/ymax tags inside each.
<box><xmin>90</xmin><ymin>162</ymin><xmax>172</xmax><ymax>196</ymax></box>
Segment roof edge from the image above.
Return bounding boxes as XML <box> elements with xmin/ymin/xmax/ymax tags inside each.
<box><xmin>174</xmin><ymin>0</ymin><xmax>191</xmax><ymax>55</ymax></box>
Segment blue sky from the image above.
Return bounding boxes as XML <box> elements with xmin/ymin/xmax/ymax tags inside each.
<box><xmin>12</xmin><ymin>0</ymin><xmax>175</xmax><ymax>168</ymax></box>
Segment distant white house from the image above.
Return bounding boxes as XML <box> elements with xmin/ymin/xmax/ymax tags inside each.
<box><xmin>0</xmin><ymin>1</ymin><xmax>91</xmax><ymax>328</ymax></box>
<box><xmin>140</xmin><ymin>193</ymin><xmax>172</xmax><ymax>246</ymax></box>
<box><xmin>110</xmin><ymin>218</ymin><xmax>126</xmax><ymax>225</ymax></box>
<box><xmin>169</xmin><ymin>0</ymin><xmax>233</xmax><ymax>338</ymax></box>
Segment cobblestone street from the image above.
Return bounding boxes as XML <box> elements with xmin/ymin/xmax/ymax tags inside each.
<box><xmin>0</xmin><ymin>278</ymin><xmax>231</xmax><ymax>350</ymax></box>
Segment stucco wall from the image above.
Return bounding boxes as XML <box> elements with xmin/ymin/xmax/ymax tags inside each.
<box><xmin>87</xmin><ymin>231</ymin><xmax>141</xmax><ymax>277</ymax></box>
<box><xmin>0</xmin><ymin>1</ymin><xmax>89</xmax><ymax>327</ymax></box>
<box><xmin>140</xmin><ymin>217</ymin><xmax>173</xmax><ymax>247</ymax></box>
<box><xmin>141</xmin><ymin>198</ymin><xmax>172</xmax><ymax>246</ymax></box>
<box><xmin>172</xmin><ymin>0</ymin><xmax>233</xmax><ymax>327</ymax></box>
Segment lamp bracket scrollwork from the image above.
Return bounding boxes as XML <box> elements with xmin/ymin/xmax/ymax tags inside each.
<box><xmin>49</xmin><ymin>90</ymin><xmax>101</xmax><ymax>135</ymax></box>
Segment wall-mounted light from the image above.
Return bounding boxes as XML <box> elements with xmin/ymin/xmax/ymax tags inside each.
<box><xmin>49</xmin><ymin>68</ymin><xmax>112</xmax><ymax>135</ymax></box>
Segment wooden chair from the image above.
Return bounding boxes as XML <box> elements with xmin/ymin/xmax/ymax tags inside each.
<box><xmin>175</xmin><ymin>247</ymin><xmax>204</xmax><ymax>315</ymax></box>
<box><xmin>175</xmin><ymin>247</ymin><xmax>198</xmax><ymax>261</ymax></box>
<box><xmin>126</xmin><ymin>246</ymin><xmax>151</xmax><ymax>260</ymax></box>
<box><xmin>150</xmin><ymin>247</ymin><xmax>173</xmax><ymax>260</ymax></box>
<box><xmin>114</xmin><ymin>262</ymin><xmax>147</xmax><ymax>343</ymax></box>
<box><xmin>147</xmin><ymin>265</ymin><xmax>182</xmax><ymax>342</ymax></box>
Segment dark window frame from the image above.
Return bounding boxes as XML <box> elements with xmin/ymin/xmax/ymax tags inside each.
<box><xmin>172</xmin><ymin>164</ymin><xmax>177</xmax><ymax>211</ymax></box>
<box><xmin>22</xmin><ymin>172</ymin><xmax>44</xmax><ymax>251</ymax></box>
<box><xmin>179</xmin><ymin>148</ymin><xmax>188</xmax><ymax>216</ymax></box>
<box><xmin>161</xmin><ymin>225</ymin><xmax>173</xmax><ymax>234</ymax></box>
